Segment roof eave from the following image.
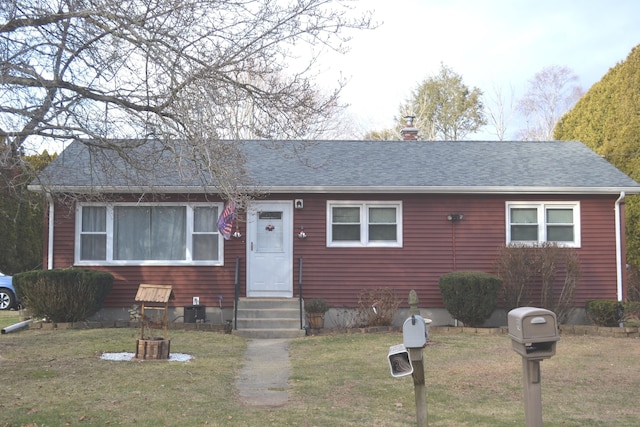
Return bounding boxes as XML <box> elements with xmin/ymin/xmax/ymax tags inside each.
<box><xmin>28</xmin><ymin>184</ymin><xmax>640</xmax><ymax>195</ymax></box>
<box><xmin>265</xmin><ymin>186</ymin><xmax>640</xmax><ymax>195</ymax></box>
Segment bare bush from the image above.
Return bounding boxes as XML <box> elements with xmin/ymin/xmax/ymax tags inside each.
<box><xmin>356</xmin><ymin>288</ymin><xmax>400</xmax><ymax>327</ymax></box>
<box><xmin>556</xmin><ymin>250</ymin><xmax>580</xmax><ymax>322</ymax></box>
<box><xmin>494</xmin><ymin>243</ymin><xmax>536</xmax><ymax>312</ymax></box>
<box><xmin>332</xmin><ymin>307</ymin><xmax>360</xmax><ymax>329</ymax></box>
<box><xmin>494</xmin><ymin>242</ymin><xmax>581</xmax><ymax>323</ymax></box>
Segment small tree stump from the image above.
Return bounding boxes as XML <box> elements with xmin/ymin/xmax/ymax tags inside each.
<box><xmin>135</xmin><ymin>339</ymin><xmax>171</xmax><ymax>360</ymax></box>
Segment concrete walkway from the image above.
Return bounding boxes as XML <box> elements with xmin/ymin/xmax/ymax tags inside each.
<box><xmin>235</xmin><ymin>339</ymin><xmax>292</xmax><ymax>407</ymax></box>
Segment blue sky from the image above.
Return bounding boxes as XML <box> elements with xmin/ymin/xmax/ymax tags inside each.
<box><xmin>319</xmin><ymin>0</ymin><xmax>640</xmax><ymax>138</ymax></box>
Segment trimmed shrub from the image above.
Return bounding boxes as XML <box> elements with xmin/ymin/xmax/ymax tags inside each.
<box><xmin>13</xmin><ymin>269</ymin><xmax>113</xmax><ymax>322</ymax></box>
<box><xmin>622</xmin><ymin>301</ymin><xmax>640</xmax><ymax>327</ymax></box>
<box><xmin>439</xmin><ymin>271</ymin><xmax>502</xmax><ymax>327</ymax></box>
<box><xmin>626</xmin><ymin>264</ymin><xmax>640</xmax><ymax>301</ymax></box>
<box><xmin>585</xmin><ymin>299</ymin><xmax>622</xmax><ymax>327</ymax></box>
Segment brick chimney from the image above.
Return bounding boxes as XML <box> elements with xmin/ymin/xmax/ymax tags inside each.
<box><xmin>400</xmin><ymin>116</ymin><xmax>419</xmax><ymax>141</ymax></box>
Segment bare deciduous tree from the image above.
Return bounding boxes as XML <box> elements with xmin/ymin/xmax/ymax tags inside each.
<box><xmin>0</xmin><ymin>0</ymin><xmax>373</xmax><ymax>200</ymax></box>
<box><xmin>515</xmin><ymin>65</ymin><xmax>583</xmax><ymax>141</ymax></box>
<box><xmin>485</xmin><ymin>83</ymin><xmax>516</xmax><ymax>141</ymax></box>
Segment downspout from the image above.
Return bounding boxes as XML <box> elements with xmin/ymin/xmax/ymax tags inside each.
<box><xmin>47</xmin><ymin>194</ymin><xmax>54</xmax><ymax>270</ymax></box>
<box><xmin>614</xmin><ymin>192</ymin><xmax>625</xmax><ymax>302</ymax></box>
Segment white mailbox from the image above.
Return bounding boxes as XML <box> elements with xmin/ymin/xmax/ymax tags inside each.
<box><xmin>388</xmin><ymin>344</ymin><xmax>413</xmax><ymax>377</ymax></box>
<box><xmin>403</xmin><ymin>315</ymin><xmax>427</xmax><ymax>348</ymax></box>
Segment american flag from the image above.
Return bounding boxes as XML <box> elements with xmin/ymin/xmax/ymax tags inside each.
<box><xmin>217</xmin><ymin>201</ymin><xmax>236</xmax><ymax>240</ymax></box>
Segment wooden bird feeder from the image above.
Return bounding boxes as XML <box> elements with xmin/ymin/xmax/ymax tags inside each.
<box><xmin>134</xmin><ymin>284</ymin><xmax>175</xmax><ymax>360</ymax></box>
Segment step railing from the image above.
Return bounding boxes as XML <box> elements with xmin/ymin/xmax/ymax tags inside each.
<box><xmin>234</xmin><ymin>256</ymin><xmax>241</xmax><ymax>330</ymax></box>
<box><xmin>298</xmin><ymin>256</ymin><xmax>304</xmax><ymax>329</ymax></box>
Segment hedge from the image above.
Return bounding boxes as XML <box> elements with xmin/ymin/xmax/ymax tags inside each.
<box><xmin>586</xmin><ymin>299</ymin><xmax>640</xmax><ymax>327</ymax></box>
<box><xmin>13</xmin><ymin>269</ymin><xmax>113</xmax><ymax>323</ymax></box>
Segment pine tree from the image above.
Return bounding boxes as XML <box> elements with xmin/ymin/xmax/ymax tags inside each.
<box><xmin>555</xmin><ymin>45</ymin><xmax>640</xmax><ymax>266</ymax></box>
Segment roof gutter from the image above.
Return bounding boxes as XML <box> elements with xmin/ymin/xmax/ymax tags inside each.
<box><xmin>258</xmin><ymin>186</ymin><xmax>640</xmax><ymax>195</ymax></box>
<box><xmin>615</xmin><ymin>191</ymin><xmax>625</xmax><ymax>302</ymax></box>
<box><xmin>27</xmin><ymin>184</ymin><xmax>640</xmax><ymax>196</ymax></box>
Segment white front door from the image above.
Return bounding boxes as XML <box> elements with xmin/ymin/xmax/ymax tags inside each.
<box><xmin>246</xmin><ymin>201</ymin><xmax>293</xmax><ymax>297</ymax></box>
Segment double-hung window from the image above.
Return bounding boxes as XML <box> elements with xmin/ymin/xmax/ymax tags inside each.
<box><xmin>327</xmin><ymin>201</ymin><xmax>402</xmax><ymax>247</ymax></box>
<box><xmin>76</xmin><ymin>203</ymin><xmax>224</xmax><ymax>265</ymax></box>
<box><xmin>506</xmin><ymin>202</ymin><xmax>580</xmax><ymax>247</ymax></box>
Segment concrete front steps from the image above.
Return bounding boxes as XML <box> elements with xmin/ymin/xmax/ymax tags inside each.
<box><xmin>233</xmin><ymin>298</ymin><xmax>306</xmax><ymax>339</ymax></box>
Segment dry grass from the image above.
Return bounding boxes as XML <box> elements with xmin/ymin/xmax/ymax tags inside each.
<box><xmin>0</xmin><ymin>312</ymin><xmax>21</xmax><ymax>330</ymax></box>
<box><xmin>289</xmin><ymin>332</ymin><xmax>640</xmax><ymax>426</ymax></box>
<box><xmin>0</xmin><ymin>321</ymin><xmax>638</xmax><ymax>426</ymax></box>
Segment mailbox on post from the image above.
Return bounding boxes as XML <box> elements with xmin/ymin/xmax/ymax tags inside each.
<box><xmin>508</xmin><ymin>307</ymin><xmax>559</xmax><ymax>359</ymax></box>
<box><xmin>387</xmin><ymin>290</ymin><xmax>429</xmax><ymax>427</ymax></box>
<box><xmin>403</xmin><ymin>314</ymin><xmax>428</xmax><ymax>348</ymax></box>
<box><xmin>508</xmin><ymin>307</ymin><xmax>560</xmax><ymax>427</ymax></box>
<box><xmin>388</xmin><ymin>315</ymin><xmax>428</xmax><ymax>379</ymax></box>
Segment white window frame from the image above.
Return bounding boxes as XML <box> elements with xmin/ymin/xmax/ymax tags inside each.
<box><xmin>75</xmin><ymin>202</ymin><xmax>225</xmax><ymax>266</ymax></box>
<box><xmin>326</xmin><ymin>201</ymin><xmax>403</xmax><ymax>248</ymax></box>
<box><xmin>506</xmin><ymin>201</ymin><xmax>581</xmax><ymax>248</ymax></box>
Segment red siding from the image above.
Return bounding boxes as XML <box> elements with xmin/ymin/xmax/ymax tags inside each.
<box><xmin>294</xmin><ymin>194</ymin><xmax>622</xmax><ymax>308</ymax></box>
<box><xmin>48</xmin><ymin>193</ymin><xmax>624</xmax><ymax>310</ymax></box>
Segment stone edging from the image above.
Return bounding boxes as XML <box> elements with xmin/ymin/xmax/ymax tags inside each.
<box><xmin>28</xmin><ymin>320</ymin><xmax>226</xmax><ymax>332</ymax></box>
<box><xmin>309</xmin><ymin>324</ymin><xmax>639</xmax><ymax>339</ymax></box>
<box><xmin>26</xmin><ymin>321</ymin><xmax>639</xmax><ymax>338</ymax></box>
<box><xmin>428</xmin><ymin>325</ymin><xmax>639</xmax><ymax>339</ymax></box>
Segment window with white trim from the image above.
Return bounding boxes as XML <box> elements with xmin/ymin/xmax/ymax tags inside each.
<box><xmin>327</xmin><ymin>201</ymin><xmax>402</xmax><ymax>247</ymax></box>
<box><xmin>506</xmin><ymin>202</ymin><xmax>580</xmax><ymax>247</ymax></box>
<box><xmin>76</xmin><ymin>203</ymin><xmax>224</xmax><ymax>265</ymax></box>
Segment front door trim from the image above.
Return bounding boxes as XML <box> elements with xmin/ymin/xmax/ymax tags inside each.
<box><xmin>246</xmin><ymin>201</ymin><xmax>293</xmax><ymax>297</ymax></box>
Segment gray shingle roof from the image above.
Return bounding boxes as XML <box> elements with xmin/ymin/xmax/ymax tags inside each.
<box><xmin>31</xmin><ymin>139</ymin><xmax>640</xmax><ymax>195</ymax></box>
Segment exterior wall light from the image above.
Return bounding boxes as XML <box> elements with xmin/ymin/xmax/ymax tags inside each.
<box><xmin>447</xmin><ymin>213</ymin><xmax>464</xmax><ymax>221</ymax></box>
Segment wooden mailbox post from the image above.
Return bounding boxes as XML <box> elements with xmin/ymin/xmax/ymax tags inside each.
<box><xmin>388</xmin><ymin>290</ymin><xmax>429</xmax><ymax>426</ymax></box>
<box><xmin>407</xmin><ymin>290</ymin><xmax>428</xmax><ymax>427</ymax></box>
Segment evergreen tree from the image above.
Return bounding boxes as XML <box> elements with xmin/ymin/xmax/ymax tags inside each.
<box><xmin>0</xmin><ymin>151</ymin><xmax>56</xmax><ymax>274</ymax></box>
<box><xmin>399</xmin><ymin>63</ymin><xmax>486</xmax><ymax>141</ymax></box>
<box><xmin>555</xmin><ymin>45</ymin><xmax>640</xmax><ymax>266</ymax></box>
